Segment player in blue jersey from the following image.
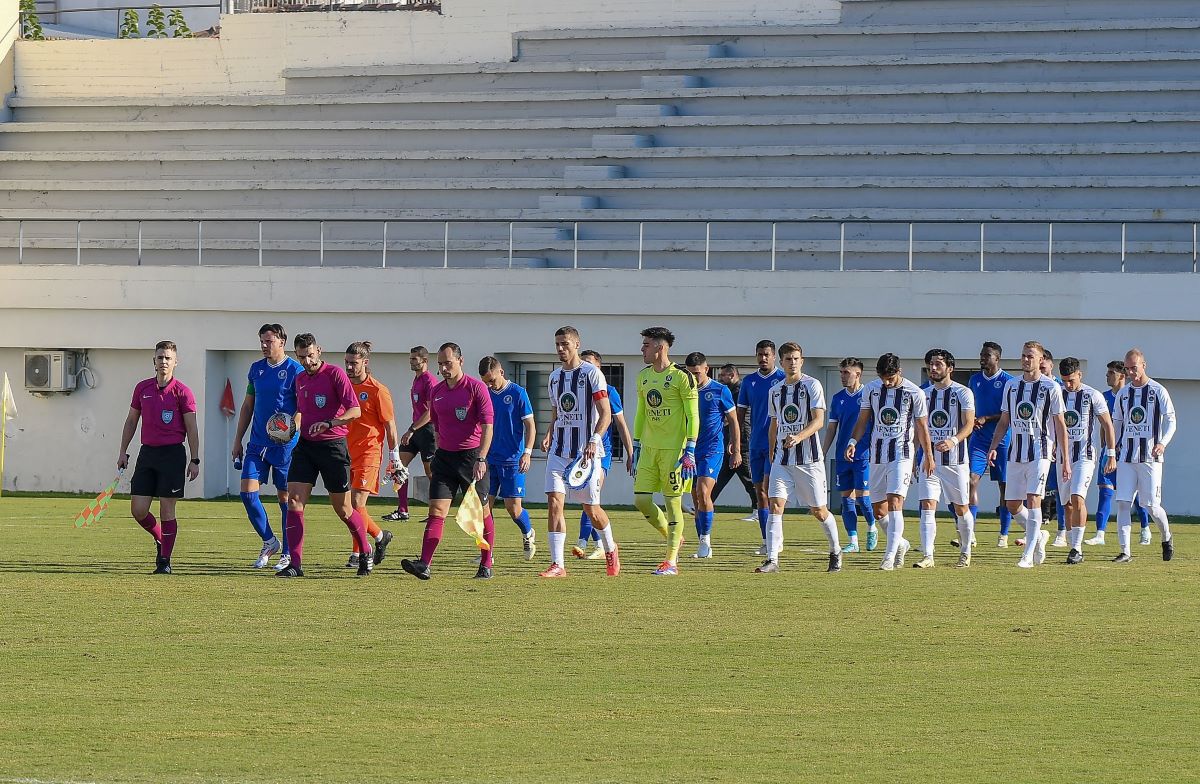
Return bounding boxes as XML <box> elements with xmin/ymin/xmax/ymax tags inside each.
<box><xmin>478</xmin><ymin>357</ymin><xmax>537</xmax><ymax>560</ymax></box>
<box><xmin>230</xmin><ymin>323</ymin><xmax>303</xmax><ymax>570</ymax></box>
<box><xmin>573</xmin><ymin>350</ymin><xmax>634</xmax><ymax>559</ymax></box>
<box><xmin>1087</xmin><ymin>360</ymin><xmax>1152</xmax><ymax>546</ymax></box>
<box><xmin>684</xmin><ymin>352</ymin><xmax>741</xmax><ymax>559</ymax></box>
<box><xmin>1038</xmin><ymin>348</ymin><xmax>1069</xmax><ymax>547</ymax></box>
<box><xmin>737</xmin><ymin>339</ymin><xmax>786</xmax><ymax>556</ymax></box>
<box><xmin>968</xmin><ymin>341</ymin><xmax>1015</xmax><ymax>547</ymax></box>
<box><xmin>821</xmin><ymin>357</ymin><xmax>877</xmax><ymax>553</ymax></box>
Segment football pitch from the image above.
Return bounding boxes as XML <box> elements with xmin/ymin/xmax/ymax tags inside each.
<box><xmin>0</xmin><ymin>496</ymin><xmax>1196</xmax><ymax>784</ymax></box>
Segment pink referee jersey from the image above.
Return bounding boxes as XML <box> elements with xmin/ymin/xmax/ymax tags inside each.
<box><xmin>411</xmin><ymin>370</ymin><xmax>438</xmax><ymax>423</ymax></box>
<box><xmin>296</xmin><ymin>362</ymin><xmax>358</xmax><ymax>442</ymax></box>
<box><xmin>131</xmin><ymin>377</ymin><xmax>196</xmax><ymax>446</ymax></box>
<box><xmin>428</xmin><ymin>375</ymin><xmax>494</xmax><ymax>451</ymax></box>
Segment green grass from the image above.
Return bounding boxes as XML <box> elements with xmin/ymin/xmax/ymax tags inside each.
<box><xmin>0</xmin><ymin>496</ymin><xmax>1196</xmax><ymax>783</ymax></box>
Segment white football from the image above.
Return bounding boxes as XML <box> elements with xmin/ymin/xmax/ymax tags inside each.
<box><xmin>266</xmin><ymin>411</ymin><xmax>296</xmax><ymax>443</ymax></box>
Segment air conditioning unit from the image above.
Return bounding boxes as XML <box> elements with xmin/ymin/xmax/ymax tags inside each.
<box><xmin>24</xmin><ymin>350</ymin><xmax>79</xmax><ymax>393</ymax></box>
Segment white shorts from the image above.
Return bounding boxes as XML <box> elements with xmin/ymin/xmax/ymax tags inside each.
<box><xmin>544</xmin><ymin>451</ymin><xmax>604</xmax><ymax>505</ymax></box>
<box><xmin>918</xmin><ymin>462</ymin><xmax>970</xmax><ymax>506</ymax></box>
<box><xmin>768</xmin><ymin>461</ymin><xmax>828</xmax><ymax>509</ymax></box>
<box><xmin>1115</xmin><ymin>462</ymin><xmax>1162</xmax><ymax>506</ymax></box>
<box><xmin>869</xmin><ymin>459</ymin><xmax>913</xmax><ymax>501</ymax></box>
<box><xmin>1005</xmin><ymin>459</ymin><xmax>1050</xmax><ymax>501</ymax></box>
<box><xmin>1059</xmin><ymin>460</ymin><xmax>1095</xmax><ymax>502</ymax></box>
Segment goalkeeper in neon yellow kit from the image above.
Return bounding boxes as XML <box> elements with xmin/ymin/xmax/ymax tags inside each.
<box><xmin>633</xmin><ymin>326</ymin><xmax>700</xmax><ymax>575</ymax></box>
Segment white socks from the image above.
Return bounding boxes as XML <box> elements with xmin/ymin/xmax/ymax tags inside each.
<box><xmin>768</xmin><ymin>513</ymin><xmax>784</xmax><ymax>561</ymax></box>
<box><xmin>1021</xmin><ymin>506</ymin><xmax>1042</xmax><ymax>561</ymax></box>
<box><xmin>957</xmin><ymin>511</ymin><xmax>975</xmax><ymax>554</ymax></box>
<box><xmin>884</xmin><ymin>510</ymin><xmax>905</xmax><ymax>561</ymax></box>
<box><xmin>919</xmin><ymin>509</ymin><xmax>936</xmax><ymax>557</ymax></box>
<box><xmin>1149</xmin><ymin>505</ymin><xmax>1171</xmax><ymax>542</ymax></box>
<box><xmin>549</xmin><ymin>531</ymin><xmax>566</xmax><ymax>566</ymax></box>
<box><xmin>1069</xmin><ymin>526</ymin><xmax>1086</xmax><ymax>551</ymax></box>
<box><xmin>1116</xmin><ymin>501</ymin><xmax>1132</xmax><ymax>554</ymax></box>
<box><xmin>597</xmin><ymin>524</ymin><xmax>616</xmax><ymax>553</ymax></box>
<box><xmin>817</xmin><ymin>513</ymin><xmax>839</xmax><ymax>553</ymax></box>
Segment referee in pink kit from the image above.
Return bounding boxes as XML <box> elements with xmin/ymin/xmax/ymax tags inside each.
<box><xmin>401</xmin><ymin>342</ymin><xmax>494</xmax><ymax>580</ymax></box>
<box><xmin>117</xmin><ymin>340</ymin><xmax>200</xmax><ymax>575</ymax></box>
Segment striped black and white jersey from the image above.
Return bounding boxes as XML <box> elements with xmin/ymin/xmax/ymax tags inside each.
<box><xmin>1112</xmin><ymin>379</ymin><xmax>1177</xmax><ymax>464</ymax></box>
<box><xmin>1061</xmin><ymin>383</ymin><xmax>1108</xmax><ymax>464</ymax></box>
<box><xmin>925</xmin><ymin>381</ymin><xmax>975</xmax><ymax>466</ymax></box>
<box><xmin>1002</xmin><ymin>376</ymin><xmax>1064</xmax><ymax>463</ymax></box>
<box><xmin>548</xmin><ymin>361</ymin><xmax>608</xmax><ymax>460</ymax></box>
<box><xmin>860</xmin><ymin>377</ymin><xmax>929</xmax><ymax>464</ymax></box>
<box><xmin>768</xmin><ymin>375</ymin><xmax>826</xmax><ymax>466</ymax></box>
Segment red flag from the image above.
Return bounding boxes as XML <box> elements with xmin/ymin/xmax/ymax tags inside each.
<box><xmin>219</xmin><ymin>379</ymin><xmax>236</xmax><ymax>417</ymax></box>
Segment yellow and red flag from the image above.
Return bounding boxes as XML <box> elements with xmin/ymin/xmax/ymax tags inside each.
<box><xmin>455</xmin><ymin>482</ymin><xmax>490</xmax><ymax>550</ymax></box>
<box><xmin>74</xmin><ymin>473</ymin><xmax>123</xmax><ymax>528</ymax></box>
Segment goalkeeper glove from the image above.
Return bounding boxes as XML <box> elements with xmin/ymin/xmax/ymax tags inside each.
<box><xmin>679</xmin><ymin>440</ymin><xmax>697</xmax><ymax>482</ymax></box>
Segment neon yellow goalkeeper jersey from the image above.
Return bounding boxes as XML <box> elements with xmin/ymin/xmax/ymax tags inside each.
<box><xmin>634</xmin><ymin>363</ymin><xmax>700</xmax><ymax>450</ymax></box>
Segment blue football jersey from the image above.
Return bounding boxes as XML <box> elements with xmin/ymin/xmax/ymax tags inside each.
<box><xmin>602</xmin><ymin>385</ymin><xmax>624</xmax><ymax>457</ymax></box>
<box><xmin>247</xmin><ymin>356</ymin><xmax>303</xmax><ymax>447</ymax></box>
<box><xmin>696</xmin><ymin>380</ymin><xmax>735</xmax><ymax>456</ymax></box>
<box><xmin>487</xmin><ymin>382</ymin><xmax>534</xmax><ymax>465</ymax></box>
<box><xmin>830</xmin><ymin>387</ymin><xmax>871</xmax><ymax>464</ymax></box>
<box><xmin>969</xmin><ymin>369</ymin><xmax>1014</xmax><ymax>445</ymax></box>
<box><xmin>738</xmin><ymin>368</ymin><xmax>786</xmax><ymax>452</ymax></box>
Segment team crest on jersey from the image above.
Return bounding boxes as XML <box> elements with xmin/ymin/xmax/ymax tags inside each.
<box><xmin>930</xmin><ymin>410</ymin><xmax>950</xmax><ymax>429</ymax></box>
<box><xmin>559</xmin><ymin>392</ymin><xmax>577</xmax><ymax>413</ymax></box>
<box><xmin>161</xmin><ymin>410</ymin><xmax>174</xmax><ymax>425</ymax></box>
<box><xmin>278</xmin><ymin>369</ymin><xmax>286</xmax><ymax>380</ymax></box>
<box><xmin>704</xmin><ymin>391</ymin><xmax>714</xmax><ymax>402</ymax></box>
<box><xmin>782</xmin><ymin>404</ymin><xmax>801</xmax><ymax>425</ymax></box>
<box><xmin>646</xmin><ymin>389</ymin><xmax>663</xmax><ymax>408</ymax></box>
<box><xmin>994</xmin><ymin>381</ymin><xmax>1002</xmax><ymax>388</ymax></box>
<box><xmin>1064</xmin><ymin>411</ymin><xmax>1080</xmax><ymax>428</ymax></box>
<box><xmin>664</xmin><ymin>374</ymin><xmax>673</xmax><ymax>389</ymax></box>
<box><xmin>315</xmin><ymin>394</ymin><xmax>327</xmax><ymax>408</ymax></box>
<box><xmin>359</xmin><ymin>392</ymin><xmax>369</xmax><ymax>401</ymax></box>
<box><xmin>1130</xmin><ymin>406</ymin><xmax>1147</xmax><ymax>425</ymax></box>
<box><xmin>879</xmin><ymin>407</ymin><xmax>899</xmax><ymax>426</ymax></box>
<box><xmin>1016</xmin><ymin>401</ymin><xmax>1035</xmax><ymax>420</ymax></box>
<box><xmin>455</xmin><ymin>407</ymin><xmax>468</xmax><ymax>421</ymax></box>
<box><xmin>258</xmin><ymin>369</ymin><xmax>264</xmax><ymax>377</ymax></box>
<box><xmin>413</xmin><ymin>393</ymin><xmax>420</xmax><ymax>402</ymax></box>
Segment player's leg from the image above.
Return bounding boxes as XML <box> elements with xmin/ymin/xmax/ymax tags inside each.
<box><xmin>1112</xmin><ymin>462</ymin><xmax>1137</xmax><ymax>563</ymax></box>
<box><xmin>280</xmin><ymin>480</ymin><xmax>312</xmax><ymax>577</ymax></box>
<box><xmin>129</xmin><ymin>448</ymin><xmax>164</xmax><ymax>568</ymax></box>
<box><xmin>497</xmin><ymin>464</ymin><xmax>535</xmax><ymax>560</ymax></box>
<box><xmin>747</xmin><ymin>448</ymin><xmax>771</xmax><ymax>554</ymax></box>
<box><xmin>1015</xmin><ymin>461</ymin><xmax>1050</xmax><ymax>568</ymax></box>
<box><xmin>634</xmin><ymin>448</ymin><xmax>670</xmax><ymax>539</ymax></box>
<box><xmin>1090</xmin><ymin>464</ymin><xmax>1115</xmax><ymax>544</ymax></box>
<box><xmin>346</xmin><ymin>488</ymin><xmax>374</xmax><ymax>566</ymax></box>
<box><xmin>1137</xmin><ymin>464</ymin><xmax>1172</xmax><ymax>560</ymax></box>
<box><xmin>401</xmin><ymin>449</ymin><xmax>456</xmax><ymax>579</ymax></box>
<box><xmin>1045</xmin><ymin>465</ymin><xmax>1067</xmax><ymax>547</ymax></box>
<box><xmin>915</xmin><ymin>470</ymin><xmax>940</xmax><ymax>569</ymax></box>
<box><xmin>579</xmin><ymin>465</ymin><xmax>619</xmax><ymax>575</ymax></box>
<box><xmin>1134</xmin><ymin>495</ymin><xmax>1152</xmax><ymax>543</ymax></box>
<box><xmin>148</xmin><ymin>445</ymin><xmax>187</xmax><ymax>574</ymax></box>
<box><xmin>322</xmin><ymin>441</ymin><xmax>372</xmax><ymax>577</ymax></box>
<box><xmin>1064</xmin><ymin>460</ymin><xmax>1092</xmax><ymax>564</ymax></box>
<box><xmin>756</xmin><ymin>465</ymin><xmax>790</xmax><ymax>573</ymax></box>
<box><xmin>801</xmin><ymin>462</ymin><xmax>839</xmax><ymax>571</ymax></box>
<box><xmin>269</xmin><ymin>453</ymin><xmax>293</xmax><ymax>569</ymax></box>
<box><xmin>542</xmin><ymin>491</ymin><xmax>568</xmax><ymax>577</ymax></box>
<box><xmin>835</xmin><ymin>460</ymin><xmax>860</xmax><ymax>553</ymax></box>
<box><xmin>879</xmin><ymin>463</ymin><xmax>912</xmax><ymax>570</ymax></box>
<box><xmin>386</xmin><ymin>448</ymin><xmax>417</xmax><ymax>521</ymax></box>
<box><xmin>692</xmin><ymin>475</ymin><xmax>717</xmax><ymax>558</ymax></box>
<box><xmin>656</xmin><ymin>454</ymin><xmax>689</xmax><ymax>574</ymax></box>
<box><xmin>239</xmin><ymin>451</ymin><xmax>279</xmax><ymax>567</ymax></box>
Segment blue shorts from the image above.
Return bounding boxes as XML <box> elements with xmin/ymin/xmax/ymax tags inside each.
<box><xmin>749</xmin><ymin>448</ymin><xmax>772</xmax><ymax>484</ymax></box>
<box><xmin>969</xmin><ymin>438</ymin><xmax>1008</xmax><ymax>483</ymax></box>
<box><xmin>241</xmin><ymin>443</ymin><xmax>293</xmax><ymax>490</ymax></box>
<box><xmin>601</xmin><ymin>452</ymin><xmax>613</xmax><ymax>473</ymax></box>
<box><xmin>1098</xmin><ymin>466</ymin><xmax>1117</xmax><ymax>489</ymax></box>
<box><xmin>487</xmin><ymin>463</ymin><xmax>526</xmax><ymax>500</ymax></box>
<box><xmin>1045</xmin><ymin>463</ymin><xmax>1059</xmax><ymax>492</ymax></box>
<box><xmin>835</xmin><ymin>460</ymin><xmax>870</xmax><ymax>493</ymax></box>
<box><xmin>695</xmin><ymin>451</ymin><xmax>723</xmax><ymax>480</ymax></box>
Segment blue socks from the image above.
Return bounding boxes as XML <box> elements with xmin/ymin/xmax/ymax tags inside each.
<box><xmin>241</xmin><ymin>491</ymin><xmax>274</xmax><ymax>542</ymax></box>
<box><xmin>757</xmin><ymin>508</ymin><xmax>769</xmax><ymax>540</ymax></box>
<box><xmin>999</xmin><ymin>505</ymin><xmax>1013</xmax><ymax>536</ymax></box>
<box><xmin>1095</xmin><ymin>487</ymin><xmax>1113</xmax><ymax>531</ymax></box>
<box><xmin>695</xmin><ymin>510</ymin><xmax>714</xmax><ymax>538</ymax></box>
<box><xmin>969</xmin><ymin>504</ymin><xmax>979</xmax><ymax>524</ymax></box>
<box><xmin>840</xmin><ymin>496</ymin><xmax>858</xmax><ymax>535</ymax></box>
<box><xmin>579</xmin><ymin>511</ymin><xmax>600</xmax><ymax>542</ymax></box>
<box><xmin>1056</xmin><ymin>498</ymin><xmax>1066</xmax><ymax>532</ymax></box>
<box><xmin>513</xmin><ymin>509</ymin><xmax>533</xmax><ymax>536</ymax></box>
<box><xmin>858</xmin><ymin>495</ymin><xmax>875</xmax><ymax>526</ymax></box>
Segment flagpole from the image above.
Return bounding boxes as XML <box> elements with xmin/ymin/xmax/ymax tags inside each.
<box><xmin>0</xmin><ymin>376</ymin><xmax>9</xmax><ymax>499</ymax></box>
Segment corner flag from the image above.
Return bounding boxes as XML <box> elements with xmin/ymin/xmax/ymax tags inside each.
<box><xmin>455</xmin><ymin>482</ymin><xmax>490</xmax><ymax>550</ymax></box>
<box><xmin>0</xmin><ymin>372</ymin><xmax>16</xmax><ymax>497</ymax></box>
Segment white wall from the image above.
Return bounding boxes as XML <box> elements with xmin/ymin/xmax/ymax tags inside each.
<box><xmin>0</xmin><ymin>265</ymin><xmax>1197</xmax><ymax>514</ymax></box>
<box><xmin>13</xmin><ymin>0</ymin><xmax>839</xmax><ymax>97</ymax></box>
<box><xmin>0</xmin><ymin>0</ymin><xmax>17</xmax><ymax>119</ymax></box>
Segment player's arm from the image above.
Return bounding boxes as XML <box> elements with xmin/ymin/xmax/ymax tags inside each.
<box><xmin>631</xmin><ymin>382</ymin><xmax>645</xmax><ymax>472</ymax></box>
<box><xmin>585</xmin><ymin>395</ymin><xmax>611</xmax><ymax>463</ymax></box>
<box><xmin>1098</xmin><ymin>408</ymin><xmax>1118</xmax><ymax>474</ymax></box>
<box><xmin>790</xmin><ymin>407</ymin><xmax>825</xmax><ymax>447</ymax></box>
<box><xmin>541</xmin><ymin>405</ymin><xmax>557</xmax><ymax>452</ymax></box>
<box><xmin>309</xmin><ymin>405</ymin><xmax>360</xmax><ymax>437</ymax></box>
<box><xmin>401</xmin><ymin>410</ymin><xmax>431</xmax><ymax>446</ymax></box>
<box><xmin>474</xmin><ymin>423</ymin><xmax>493</xmax><ymax>482</ymax></box>
<box><xmin>821</xmin><ymin>417</ymin><xmax>838</xmax><ymax>457</ymax></box>
<box><xmin>613</xmin><ymin>410</ymin><xmax>634</xmax><ymax>473</ymax></box>
<box><xmin>232</xmin><ymin>385</ymin><xmax>253</xmax><ymax>460</ymax></box>
<box><xmin>941</xmin><ymin>402</ymin><xmax>975</xmax><ymax>453</ymax></box>
<box><xmin>183</xmin><ymin>411</ymin><xmax>201</xmax><ymax>481</ymax></box>
<box><xmin>520</xmin><ymin>413</ymin><xmax>536</xmax><ymax>473</ymax></box>
<box><xmin>916</xmin><ymin>416</ymin><xmax>935</xmax><ymax>476</ymax></box>
<box><xmin>768</xmin><ymin>416</ymin><xmax>779</xmax><ymax>462</ymax></box>
<box><xmin>723</xmin><ymin>407</ymin><xmax>742</xmax><ymax>467</ymax></box>
<box><xmin>117</xmin><ymin>407</ymin><xmax>140</xmax><ymax>470</ymax></box>
<box><xmin>987</xmin><ymin>410</ymin><xmax>1011</xmax><ymax>464</ymax></box>
<box><xmin>845</xmin><ymin>408</ymin><xmax>872</xmax><ymax>460</ymax></box>
<box><xmin>1053</xmin><ymin>412</ymin><xmax>1071</xmax><ymax>481</ymax></box>
<box><xmin>1155</xmin><ymin>387</ymin><xmax>1177</xmax><ymax>458</ymax></box>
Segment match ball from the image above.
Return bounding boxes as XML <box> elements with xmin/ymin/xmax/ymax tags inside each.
<box><xmin>266</xmin><ymin>412</ymin><xmax>296</xmax><ymax>443</ymax></box>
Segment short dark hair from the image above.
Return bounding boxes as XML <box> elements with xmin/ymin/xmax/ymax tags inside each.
<box><xmin>755</xmin><ymin>339</ymin><xmax>776</xmax><ymax>353</ymax></box>
<box><xmin>839</xmin><ymin>357</ymin><xmax>864</xmax><ymax>370</ymax></box>
<box><xmin>1106</xmin><ymin>360</ymin><xmax>1124</xmax><ymax>372</ymax></box>
<box><xmin>478</xmin><ymin>356</ymin><xmax>502</xmax><ymax>375</ymax></box>
<box><xmin>554</xmin><ymin>326</ymin><xmax>580</xmax><ymax>341</ymax></box>
<box><xmin>580</xmin><ymin>349</ymin><xmax>602</xmax><ymax>364</ymax></box>
<box><xmin>409</xmin><ymin>346</ymin><xmax>428</xmax><ymax>360</ymax></box>
<box><xmin>1041</xmin><ymin>347</ymin><xmax>1054</xmax><ymax>361</ymax></box>
<box><xmin>924</xmin><ymin>348</ymin><xmax>955</xmax><ymax>368</ymax></box>
<box><xmin>438</xmin><ymin>342</ymin><xmax>462</xmax><ymax>359</ymax></box>
<box><xmin>259</xmin><ymin>323</ymin><xmax>286</xmax><ymax>342</ymax></box>
<box><xmin>684</xmin><ymin>351</ymin><xmax>707</xmax><ymax>367</ymax></box>
<box><xmin>1059</xmin><ymin>357</ymin><xmax>1081</xmax><ymax>377</ymax></box>
<box><xmin>154</xmin><ymin>340</ymin><xmax>177</xmax><ymax>354</ymax></box>
<box><xmin>294</xmin><ymin>333</ymin><xmax>317</xmax><ymax>350</ymax></box>
<box><xmin>876</xmin><ymin>353</ymin><xmax>901</xmax><ymax>376</ymax></box>
<box><xmin>981</xmin><ymin>341</ymin><xmax>1002</xmax><ymax>356</ymax></box>
<box><xmin>641</xmin><ymin>326</ymin><xmax>675</xmax><ymax>347</ymax></box>
<box><xmin>778</xmin><ymin>342</ymin><xmax>803</xmax><ymax>357</ymax></box>
<box><xmin>719</xmin><ymin>363</ymin><xmax>738</xmax><ymax>375</ymax></box>
<box><xmin>345</xmin><ymin>341</ymin><xmax>372</xmax><ymax>357</ymax></box>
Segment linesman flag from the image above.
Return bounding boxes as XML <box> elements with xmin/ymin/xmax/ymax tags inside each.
<box><xmin>75</xmin><ymin>472</ymin><xmax>124</xmax><ymax>528</ymax></box>
<box><xmin>0</xmin><ymin>372</ymin><xmax>16</xmax><ymax>497</ymax></box>
<box><xmin>455</xmin><ymin>481</ymin><xmax>490</xmax><ymax>550</ymax></box>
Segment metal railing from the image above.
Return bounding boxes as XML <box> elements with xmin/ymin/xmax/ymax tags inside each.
<box><xmin>28</xmin><ymin>2</ymin><xmax>221</xmax><ymax>36</ymax></box>
<box><xmin>2</xmin><ymin>218</ymin><xmax>1197</xmax><ymax>272</ymax></box>
<box><xmin>228</xmin><ymin>0</ymin><xmax>440</xmax><ymax>13</ymax></box>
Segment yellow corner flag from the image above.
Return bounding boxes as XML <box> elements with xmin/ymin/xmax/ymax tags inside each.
<box><xmin>0</xmin><ymin>372</ymin><xmax>16</xmax><ymax>498</ymax></box>
<box><xmin>455</xmin><ymin>481</ymin><xmax>490</xmax><ymax>550</ymax></box>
